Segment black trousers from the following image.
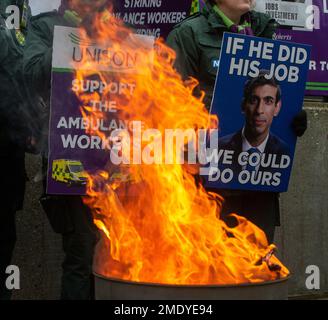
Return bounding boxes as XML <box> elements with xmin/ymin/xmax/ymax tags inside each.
<box><xmin>40</xmin><ymin>192</ymin><xmax>98</xmax><ymax>300</ymax></box>
<box><xmin>59</xmin><ymin>197</ymin><xmax>98</xmax><ymax>300</ymax></box>
<box><xmin>40</xmin><ymin>154</ymin><xmax>98</xmax><ymax>300</ymax></box>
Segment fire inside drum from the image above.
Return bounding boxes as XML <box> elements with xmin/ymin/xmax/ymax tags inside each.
<box><xmin>73</xmin><ymin>9</ymin><xmax>290</xmax><ymax>294</ymax></box>
<box><xmin>94</xmin><ymin>273</ymin><xmax>290</xmax><ymax>300</ymax></box>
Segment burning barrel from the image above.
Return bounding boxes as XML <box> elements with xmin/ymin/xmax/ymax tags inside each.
<box><xmin>94</xmin><ymin>273</ymin><xmax>290</xmax><ymax>300</ymax></box>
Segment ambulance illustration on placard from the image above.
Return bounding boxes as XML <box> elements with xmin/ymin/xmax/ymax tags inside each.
<box><xmin>52</xmin><ymin>159</ymin><xmax>88</xmax><ymax>186</ymax></box>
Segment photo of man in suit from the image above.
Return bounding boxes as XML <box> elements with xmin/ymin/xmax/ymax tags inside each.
<box><xmin>217</xmin><ymin>70</ymin><xmax>290</xmax><ymax>179</ymax></box>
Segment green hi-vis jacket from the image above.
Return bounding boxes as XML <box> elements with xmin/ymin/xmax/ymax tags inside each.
<box><xmin>23</xmin><ymin>11</ymin><xmax>75</xmax><ymax>155</ymax></box>
<box><xmin>166</xmin><ymin>9</ymin><xmax>278</xmax><ymax>109</ymax></box>
<box><xmin>0</xmin><ymin>12</ymin><xmax>28</xmax><ymax>151</ymax></box>
<box><xmin>23</xmin><ymin>11</ymin><xmax>74</xmax><ymax>105</ymax></box>
<box><xmin>0</xmin><ymin>7</ymin><xmax>29</xmax><ymax>209</ymax></box>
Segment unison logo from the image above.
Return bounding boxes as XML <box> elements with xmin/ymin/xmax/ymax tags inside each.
<box><xmin>69</xmin><ymin>32</ymin><xmax>97</xmax><ymax>47</ymax></box>
<box><xmin>69</xmin><ymin>32</ymin><xmax>139</xmax><ymax>71</ymax></box>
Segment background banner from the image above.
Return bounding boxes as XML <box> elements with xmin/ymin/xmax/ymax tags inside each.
<box><xmin>254</xmin><ymin>0</ymin><xmax>312</xmax><ymax>27</ymax></box>
<box><xmin>204</xmin><ymin>33</ymin><xmax>311</xmax><ymax>192</ymax></box>
<box><xmin>274</xmin><ymin>0</ymin><xmax>328</xmax><ymax>96</ymax></box>
<box><xmin>29</xmin><ymin>0</ymin><xmax>192</xmax><ymax>39</ymax></box>
<box><xmin>113</xmin><ymin>0</ymin><xmax>191</xmax><ymax>39</ymax></box>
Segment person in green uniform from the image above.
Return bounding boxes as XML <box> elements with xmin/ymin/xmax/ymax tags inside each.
<box><xmin>0</xmin><ymin>0</ymin><xmax>30</xmax><ymax>300</ymax></box>
<box><xmin>167</xmin><ymin>0</ymin><xmax>307</xmax><ymax>243</ymax></box>
<box><xmin>23</xmin><ymin>0</ymin><xmax>107</xmax><ymax>300</ymax></box>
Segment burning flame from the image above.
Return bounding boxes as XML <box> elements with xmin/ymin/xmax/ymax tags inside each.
<box><xmin>73</xmin><ymin>7</ymin><xmax>289</xmax><ymax>285</ymax></box>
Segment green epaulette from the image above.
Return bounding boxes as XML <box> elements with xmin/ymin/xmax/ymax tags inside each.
<box><xmin>171</xmin><ymin>12</ymin><xmax>202</xmax><ymax>30</ymax></box>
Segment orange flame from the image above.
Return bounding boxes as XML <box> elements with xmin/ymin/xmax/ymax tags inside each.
<box><xmin>73</xmin><ymin>8</ymin><xmax>289</xmax><ymax>285</ymax></box>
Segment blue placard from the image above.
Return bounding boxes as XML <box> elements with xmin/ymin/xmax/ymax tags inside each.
<box><xmin>202</xmin><ymin>33</ymin><xmax>311</xmax><ymax>193</ymax></box>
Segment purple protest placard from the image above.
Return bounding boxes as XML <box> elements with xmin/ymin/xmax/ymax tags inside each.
<box><xmin>47</xmin><ymin>26</ymin><xmax>154</xmax><ymax>195</ymax></box>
